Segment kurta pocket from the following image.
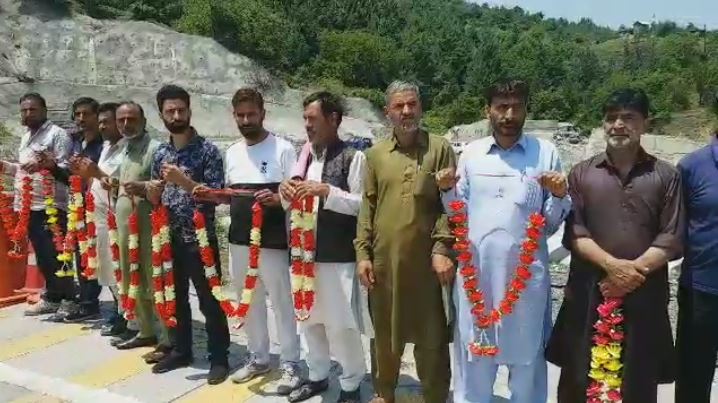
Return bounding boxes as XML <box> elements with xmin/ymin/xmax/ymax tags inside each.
<box><xmin>413</xmin><ymin>170</ymin><xmax>438</xmax><ymax>197</ymax></box>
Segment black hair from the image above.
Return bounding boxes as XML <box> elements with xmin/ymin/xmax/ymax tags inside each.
<box><xmin>231</xmin><ymin>87</ymin><xmax>264</xmax><ymax>110</ymax></box>
<box><xmin>156</xmin><ymin>84</ymin><xmax>191</xmax><ymax>112</ymax></box>
<box><xmin>602</xmin><ymin>88</ymin><xmax>651</xmax><ymax>118</ymax></box>
<box><xmin>19</xmin><ymin>93</ymin><xmax>47</xmax><ymax>109</ymax></box>
<box><xmin>303</xmin><ymin>91</ymin><xmax>345</xmax><ymax>125</ymax></box>
<box><xmin>98</xmin><ymin>102</ymin><xmax>120</xmax><ymax>115</ymax></box>
<box><xmin>484</xmin><ymin>79</ymin><xmax>530</xmax><ymax>105</ymax></box>
<box><xmin>71</xmin><ymin>97</ymin><xmax>100</xmax><ymax>118</ymax></box>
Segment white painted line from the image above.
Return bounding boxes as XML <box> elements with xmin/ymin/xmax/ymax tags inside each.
<box><xmin>0</xmin><ymin>363</ymin><xmax>144</xmax><ymax>403</ymax></box>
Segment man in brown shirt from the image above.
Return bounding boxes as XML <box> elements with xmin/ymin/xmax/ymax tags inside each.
<box><xmin>546</xmin><ymin>88</ymin><xmax>684</xmax><ymax>403</ymax></box>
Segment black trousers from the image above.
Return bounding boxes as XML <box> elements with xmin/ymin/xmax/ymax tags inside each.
<box><xmin>76</xmin><ymin>247</ymin><xmax>101</xmax><ymax>312</ymax></box>
<box><xmin>171</xmin><ymin>238</ymin><xmax>229</xmax><ymax>365</ymax></box>
<box><xmin>676</xmin><ymin>285</ymin><xmax>718</xmax><ymax>403</ymax></box>
<box><xmin>28</xmin><ymin>210</ymin><xmax>74</xmax><ymax>303</ymax></box>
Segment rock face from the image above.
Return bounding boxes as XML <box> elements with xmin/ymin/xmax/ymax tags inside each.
<box><xmin>0</xmin><ymin>0</ymin><xmax>385</xmax><ymax>149</ymax></box>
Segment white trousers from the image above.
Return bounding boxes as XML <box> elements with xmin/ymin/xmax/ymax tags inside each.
<box><xmin>229</xmin><ymin>244</ymin><xmax>299</xmax><ymax>364</ymax></box>
<box><xmin>299</xmin><ymin>261</ymin><xmax>367</xmax><ymax>391</ymax></box>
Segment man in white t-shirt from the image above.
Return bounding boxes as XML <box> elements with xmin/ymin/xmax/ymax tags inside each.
<box><xmin>225</xmin><ymin>88</ymin><xmax>301</xmax><ymax>394</ymax></box>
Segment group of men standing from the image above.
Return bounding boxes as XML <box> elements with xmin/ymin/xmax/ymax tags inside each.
<box><xmin>2</xmin><ymin>78</ymin><xmax>718</xmax><ymax>403</ymax></box>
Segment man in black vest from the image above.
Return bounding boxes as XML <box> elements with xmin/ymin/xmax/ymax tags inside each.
<box><xmin>279</xmin><ymin>91</ymin><xmax>369</xmax><ymax>403</ymax></box>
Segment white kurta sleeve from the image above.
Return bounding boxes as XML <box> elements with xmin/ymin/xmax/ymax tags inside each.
<box><xmin>323</xmin><ymin>151</ymin><xmax>365</xmax><ymax>216</ymax></box>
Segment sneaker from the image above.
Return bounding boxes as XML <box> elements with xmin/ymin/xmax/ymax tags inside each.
<box><xmin>24</xmin><ymin>300</ymin><xmax>59</xmax><ymax>316</ymax></box>
<box><xmin>288</xmin><ymin>379</ymin><xmax>329</xmax><ymax>402</ymax></box>
<box><xmin>63</xmin><ymin>308</ymin><xmax>101</xmax><ymax>323</ymax></box>
<box><xmin>46</xmin><ymin>300</ymin><xmax>79</xmax><ymax>322</ymax></box>
<box><xmin>231</xmin><ymin>358</ymin><xmax>270</xmax><ymax>384</ymax></box>
<box><xmin>276</xmin><ymin>362</ymin><xmax>302</xmax><ymax>395</ymax></box>
<box><xmin>337</xmin><ymin>388</ymin><xmax>361</xmax><ymax>403</ymax></box>
<box><xmin>207</xmin><ymin>362</ymin><xmax>229</xmax><ymax>385</ymax></box>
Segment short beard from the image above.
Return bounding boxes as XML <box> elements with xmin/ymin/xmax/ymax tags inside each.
<box><xmin>164</xmin><ymin>121</ymin><xmax>189</xmax><ymax>134</ymax></box>
<box><xmin>239</xmin><ymin>126</ymin><xmax>263</xmax><ymax>141</ymax></box>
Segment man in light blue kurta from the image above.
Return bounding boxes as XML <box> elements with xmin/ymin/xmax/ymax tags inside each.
<box><xmin>438</xmin><ymin>81</ymin><xmax>571</xmax><ymax>403</ymax></box>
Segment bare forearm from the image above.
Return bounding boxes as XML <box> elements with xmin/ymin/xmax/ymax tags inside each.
<box><xmin>573</xmin><ymin>237</ymin><xmax>615</xmax><ymax>273</ymax></box>
<box><xmin>634</xmin><ymin>247</ymin><xmax>670</xmax><ymax>273</ymax></box>
<box><xmin>175</xmin><ymin>176</ymin><xmax>200</xmax><ymax>193</ymax></box>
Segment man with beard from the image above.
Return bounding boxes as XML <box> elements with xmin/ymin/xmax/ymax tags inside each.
<box><xmin>436</xmin><ymin>80</ymin><xmax>571</xmax><ymax>403</ymax></box>
<box><xmin>148</xmin><ymin>85</ymin><xmax>230</xmax><ymax>385</ymax></box>
<box><xmin>109</xmin><ymin>102</ymin><xmax>173</xmax><ymax>358</ymax></box>
<box><xmin>0</xmin><ymin>93</ymin><xmax>74</xmax><ymax>316</ymax></box>
<box><xmin>278</xmin><ymin>91</ymin><xmax>368</xmax><ymax>403</ymax></box>
<box><xmin>224</xmin><ymin>88</ymin><xmax>301</xmax><ymax>393</ymax></box>
<box><xmin>355</xmin><ymin>81</ymin><xmax>455</xmax><ymax>403</ymax></box>
<box><xmin>546</xmin><ymin>89</ymin><xmax>684</xmax><ymax>403</ymax></box>
<box><xmin>45</xmin><ymin>97</ymin><xmax>106</xmax><ymax>323</ymax></box>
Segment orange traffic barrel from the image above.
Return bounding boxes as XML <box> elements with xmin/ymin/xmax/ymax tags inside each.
<box><xmin>0</xmin><ymin>222</ymin><xmax>28</xmax><ymax>307</ymax></box>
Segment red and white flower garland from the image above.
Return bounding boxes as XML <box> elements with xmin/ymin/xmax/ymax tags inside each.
<box><xmin>6</xmin><ymin>176</ymin><xmax>31</xmax><ymax>260</ymax></box>
<box><xmin>193</xmin><ymin>209</ymin><xmax>237</xmax><ymax>317</ymax></box>
<box><xmin>0</xmin><ymin>178</ymin><xmax>19</xmax><ymax>244</ymax></box>
<box><xmin>41</xmin><ymin>170</ymin><xmax>64</xmax><ymax>254</ymax></box>
<box><xmin>289</xmin><ymin>196</ymin><xmax>316</xmax><ymax>321</ymax></box>
<box><xmin>233</xmin><ymin>202</ymin><xmax>263</xmax><ymax>323</ymax></box>
<box><xmin>123</xmin><ymin>200</ymin><xmax>141</xmax><ymax>320</ymax></box>
<box><xmin>82</xmin><ymin>190</ymin><xmax>98</xmax><ymax>280</ymax></box>
<box><xmin>586</xmin><ymin>297</ymin><xmax>624</xmax><ymax>403</ymax></box>
<box><xmin>151</xmin><ymin>205</ymin><xmax>177</xmax><ymax>327</ymax></box>
<box><xmin>448</xmin><ymin>200</ymin><xmax>546</xmax><ymax>357</ymax></box>
<box><xmin>107</xmin><ymin>198</ymin><xmax>124</xmax><ymax>308</ymax></box>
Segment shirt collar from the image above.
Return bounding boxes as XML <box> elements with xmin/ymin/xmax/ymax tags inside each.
<box><xmin>390</xmin><ymin>129</ymin><xmax>428</xmax><ymax>151</ymax></box>
<box><xmin>482</xmin><ymin>133</ymin><xmax>527</xmax><ymax>154</ymax></box>
<box><xmin>28</xmin><ymin>120</ymin><xmax>51</xmax><ymax>137</ymax></box>
<box><xmin>594</xmin><ymin>147</ymin><xmax>656</xmax><ymax>169</ymax></box>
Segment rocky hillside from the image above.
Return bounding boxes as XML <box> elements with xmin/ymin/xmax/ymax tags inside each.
<box><xmin>0</xmin><ymin>0</ymin><xmax>385</xmax><ymax>150</ymax></box>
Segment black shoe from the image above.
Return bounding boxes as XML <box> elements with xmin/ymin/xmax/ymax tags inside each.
<box><xmin>142</xmin><ymin>344</ymin><xmax>173</xmax><ymax>364</ymax></box>
<box><xmin>63</xmin><ymin>308</ymin><xmax>101</xmax><ymax>323</ymax></box>
<box><xmin>288</xmin><ymin>379</ymin><xmax>329</xmax><ymax>403</ymax></box>
<box><xmin>116</xmin><ymin>335</ymin><xmax>157</xmax><ymax>350</ymax></box>
<box><xmin>338</xmin><ymin>388</ymin><xmax>361</xmax><ymax>403</ymax></box>
<box><xmin>152</xmin><ymin>352</ymin><xmax>192</xmax><ymax>374</ymax></box>
<box><xmin>101</xmin><ymin>319</ymin><xmax>127</xmax><ymax>337</ymax></box>
<box><xmin>207</xmin><ymin>362</ymin><xmax>229</xmax><ymax>385</ymax></box>
<box><xmin>110</xmin><ymin>330</ymin><xmax>138</xmax><ymax>346</ymax></box>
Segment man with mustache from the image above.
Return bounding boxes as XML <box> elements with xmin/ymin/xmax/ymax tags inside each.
<box><xmin>224</xmin><ymin>88</ymin><xmax>301</xmax><ymax>393</ymax></box>
<box><xmin>436</xmin><ymin>80</ymin><xmax>571</xmax><ymax>403</ymax></box>
<box><xmin>546</xmin><ymin>89</ymin><xmax>684</xmax><ymax>403</ymax></box>
<box><xmin>108</xmin><ymin>101</ymin><xmax>173</xmax><ymax>357</ymax></box>
<box><xmin>0</xmin><ymin>93</ymin><xmax>74</xmax><ymax>316</ymax></box>
<box><xmin>355</xmin><ymin>81</ymin><xmax>455</xmax><ymax>403</ymax></box>
<box><xmin>148</xmin><ymin>85</ymin><xmax>230</xmax><ymax>384</ymax></box>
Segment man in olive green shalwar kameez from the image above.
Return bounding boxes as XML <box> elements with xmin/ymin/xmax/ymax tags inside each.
<box><xmin>113</xmin><ymin>102</ymin><xmax>171</xmax><ymax>358</ymax></box>
<box><xmin>355</xmin><ymin>81</ymin><xmax>456</xmax><ymax>403</ymax></box>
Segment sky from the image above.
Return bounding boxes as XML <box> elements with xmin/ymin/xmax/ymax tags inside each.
<box><xmin>473</xmin><ymin>0</ymin><xmax>718</xmax><ymax>29</ymax></box>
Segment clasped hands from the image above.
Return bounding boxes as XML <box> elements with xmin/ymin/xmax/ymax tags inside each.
<box><xmin>599</xmin><ymin>257</ymin><xmax>650</xmax><ymax>298</ymax></box>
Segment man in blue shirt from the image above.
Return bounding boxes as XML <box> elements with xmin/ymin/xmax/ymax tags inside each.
<box><xmin>675</xmin><ymin>131</ymin><xmax>718</xmax><ymax>403</ymax></box>
<box><xmin>149</xmin><ymin>85</ymin><xmax>230</xmax><ymax>385</ymax></box>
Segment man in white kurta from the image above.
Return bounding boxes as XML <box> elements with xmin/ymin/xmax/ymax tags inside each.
<box><xmin>279</xmin><ymin>91</ymin><xmax>370</xmax><ymax>403</ymax></box>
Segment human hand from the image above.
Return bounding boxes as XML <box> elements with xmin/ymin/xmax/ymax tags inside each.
<box><xmin>254</xmin><ymin>189</ymin><xmax>280</xmax><ymax>207</ymax></box>
<box><xmin>295</xmin><ymin>180</ymin><xmax>329</xmax><ymax>199</ymax></box>
<box><xmin>358</xmin><ymin>260</ymin><xmax>375</xmax><ymax>290</ymax></box>
<box><xmin>538</xmin><ymin>171</ymin><xmax>568</xmax><ymax>198</ymax></box>
<box><xmin>279</xmin><ymin>179</ymin><xmax>299</xmax><ymax>201</ymax></box>
<box><xmin>435</xmin><ymin>167</ymin><xmax>459</xmax><ymax>191</ymax></box>
<box><xmin>432</xmin><ymin>253</ymin><xmax>455</xmax><ymax>285</ymax></box>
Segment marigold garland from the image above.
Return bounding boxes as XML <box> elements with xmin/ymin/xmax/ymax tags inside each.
<box><xmin>193</xmin><ymin>209</ymin><xmax>238</xmax><ymax>317</ymax></box>
<box><xmin>289</xmin><ymin>196</ymin><xmax>316</xmax><ymax>321</ymax></box>
<box><xmin>448</xmin><ymin>200</ymin><xmax>546</xmax><ymax>357</ymax></box>
<box><xmin>8</xmin><ymin>176</ymin><xmax>33</xmax><ymax>260</ymax></box>
<box><xmin>151</xmin><ymin>205</ymin><xmax>177</xmax><ymax>327</ymax></box>
<box><xmin>107</xmin><ymin>196</ymin><xmax>124</xmax><ymax>308</ymax></box>
<box><xmin>82</xmin><ymin>190</ymin><xmax>98</xmax><ymax>280</ymax></box>
<box><xmin>123</xmin><ymin>200</ymin><xmax>141</xmax><ymax>320</ymax></box>
<box><xmin>586</xmin><ymin>297</ymin><xmax>625</xmax><ymax>403</ymax></box>
<box><xmin>56</xmin><ymin>175</ymin><xmax>84</xmax><ymax>277</ymax></box>
<box><xmin>41</xmin><ymin>170</ymin><xmax>64</xmax><ymax>254</ymax></box>
<box><xmin>233</xmin><ymin>202</ymin><xmax>263</xmax><ymax>323</ymax></box>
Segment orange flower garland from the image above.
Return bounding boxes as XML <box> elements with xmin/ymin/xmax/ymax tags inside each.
<box><xmin>82</xmin><ymin>191</ymin><xmax>98</xmax><ymax>280</ymax></box>
<box><xmin>151</xmin><ymin>205</ymin><xmax>177</xmax><ymax>327</ymax></box>
<box><xmin>57</xmin><ymin>175</ymin><xmax>84</xmax><ymax>277</ymax></box>
<box><xmin>193</xmin><ymin>209</ymin><xmax>237</xmax><ymax>317</ymax></box>
<box><xmin>233</xmin><ymin>202</ymin><xmax>263</xmax><ymax>322</ymax></box>
<box><xmin>8</xmin><ymin>176</ymin><xmax>33</xmax><ymax>260</ymax></box>
<box><xmin>41</xmin><ymin>170</ymin><xmax>64</xmax><ymax>254</ymax></box>
<box><xmin>586</xmin><ymin>297</ymin><xmax>624</xmax><ymax>403</ymax></box>
<box><xmin>123</xmin><ymin>200</ymin><xmax>141</xmax><ymax>320</ymax></box>
<box><xmin>289</xmin><ymin>196</ymin><xmax>316</xmax><ymax>321</ymax></box>
<box><xmin>448</xmin><ymin>200</ymin><xmax>546</xmax><ymax>357</ymax></box>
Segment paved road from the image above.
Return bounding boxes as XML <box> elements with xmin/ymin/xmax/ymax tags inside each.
<box><xmin>0</xmin><ymin>290</ymin><xmax>713</xmax><ymax>403</ymax></box>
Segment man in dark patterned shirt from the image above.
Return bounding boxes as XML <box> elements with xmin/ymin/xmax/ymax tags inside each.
<box><xmin>148</xmin><ymin>85</ymin><xmax>230</xmax><ymax>384</ymax></box>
